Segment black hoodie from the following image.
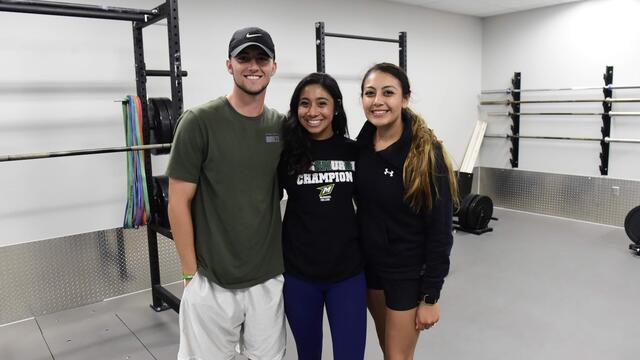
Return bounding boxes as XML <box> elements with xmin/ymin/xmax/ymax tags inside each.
<box><xmin>355</xmin><ymin>113</ymin><xmax>453</xmax><ymax>300</ymax></box>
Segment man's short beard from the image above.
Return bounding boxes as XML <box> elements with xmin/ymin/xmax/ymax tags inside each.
<box><xmin>234</xmin><ymin>77</ymin><xmax>269</xmax><ymax>96</ymax></box>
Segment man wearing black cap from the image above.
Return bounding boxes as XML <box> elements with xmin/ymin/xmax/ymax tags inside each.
<box><xmin>167</xmin><ymin>26</ymin><xmax>286</xmax><ymax>360</ymax></box>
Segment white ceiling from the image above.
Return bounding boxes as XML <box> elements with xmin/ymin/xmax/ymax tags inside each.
<box><xmin>385</xmin><ymin>0</ymin><xmax>585</xmax><ymax>17</ymax></box>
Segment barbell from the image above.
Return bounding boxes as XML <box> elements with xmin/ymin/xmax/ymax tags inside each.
<box><xmin>481</xmin><ymin>98</ymin><xmax>640</xmax><ymax>105</ymax></box>
<box><xmin>481</xmin><ymin>84</ymin><xmax>640</xmax><ymax>94</ymax></box>
<box><xmin>488</xmin><ymin>111</ymin><xmax>640</xmax><ymax>116</ymax></box>
<box><xmin>485</xmin><ymin>134</ymin><xmax>640</xmax><ymax>144</ymax></box>
<box><xmin>0</xmin><ymin>97</ymin><xmax>177</xmax><ymax>162</ymax></box>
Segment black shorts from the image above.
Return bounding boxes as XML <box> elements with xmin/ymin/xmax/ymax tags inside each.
<box><xmin>365</xmin><ymin>269</ymin><xmax>421</xmax><ymax>311</ymax></box>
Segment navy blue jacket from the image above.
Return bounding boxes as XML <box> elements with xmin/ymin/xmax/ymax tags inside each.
<box><xmin>355</xmin><ymin>113</ymin><xmax>453</xmax><ymax>300</ymax></box>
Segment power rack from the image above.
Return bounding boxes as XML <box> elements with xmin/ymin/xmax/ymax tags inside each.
<box><xmin>0</xmin><ymin>0</ymin><xmax>185</xmax><ymax>313</ymax></box>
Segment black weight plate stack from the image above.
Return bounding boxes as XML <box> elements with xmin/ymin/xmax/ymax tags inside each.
<box><xmin>466</xmin><ymin>195</ymin><xmax>493</xmax><ymax>230</ymax></box>
<box><xmin>148</xmin><ymin>98</ymin><xmax>174</xmax><ymax>155</ymax></box>
<box><xmin>153</xmin><ymin>175</ymin><xmax>170</xmax><ymax>229</ymax></box>
<box><xmin>625</xmin><ymin>206</ymin><xmax>640</xmax><ymax>245</ymax></box>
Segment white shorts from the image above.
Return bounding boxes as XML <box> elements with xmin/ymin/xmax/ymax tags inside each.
<box><xmin>177</xmin><ymin>273</ymin><xmax>286</xmax><ymax>360</ymax></box>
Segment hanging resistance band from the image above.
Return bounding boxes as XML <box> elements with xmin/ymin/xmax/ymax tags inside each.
<box><xmin>122</xmin><ymin>95</ymin><xmax>150</xmax><ymax>228</ymax></box>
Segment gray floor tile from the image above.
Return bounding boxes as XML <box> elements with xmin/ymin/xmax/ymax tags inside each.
<box><xmin>36</xmin><ymin>301</ymin><xmax>155</xmax><ymax>360</ymax></box>
<box><xmin>0</xmin><ymin>319</ymin><xmax>52</xmax><ymax>360</ymax></box>
<box><xmin>112</xmin><ymin>289</ymin><xmax>181</xmax><ymax>360</ymax></box>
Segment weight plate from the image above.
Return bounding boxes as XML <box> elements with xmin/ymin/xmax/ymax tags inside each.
<box><xmin>156</xmin><ymin>98</ymin><xmax>172</xmax><ymax>154</ymax></box>
<box><xmin>153</xmin><ymin>175</ymin><xmax>170</xmax><ymax>229</ymax></box>
<box><xmin>148</xmin><ymin>97</ymin><xmax>173</xmax><ymax>155</ymax></box>
<box><xmin>158</xmin><ymin>98</ymin><xmax>172</xmax><ymax>144</ymax></box>
<box><xmin>148</xmin><ymin>98</ymin><xmax>161</xmax><ymax>147</ymax></box>
<box><xmin>160</xmin><ymin>98</ymin><xmax>177</xmax><ymax>142</ymax></box>
<box><xmin>467</xmin><ymin>195</ymin><xmax>493</xmax><ymax>230</ymax></box>
<box><xmin>624</xmin><ymin>205</ymin><xmax>640</xmax><ymax>245</ymax></box>
<box><xmin>457</xmin><ymin>193</ymin><xmax>478</xmax><ymax>229</ymax></box>
<box><xmin>466</xmin><ymin>194</ymin><xmax>482</xmax><ymax>229</ymax></box>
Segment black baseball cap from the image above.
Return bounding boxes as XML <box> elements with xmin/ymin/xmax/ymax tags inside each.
<box><xmin>228</xmin><ymin>27</ymin><xmax>275</xmax><ymax>59</ymax></box>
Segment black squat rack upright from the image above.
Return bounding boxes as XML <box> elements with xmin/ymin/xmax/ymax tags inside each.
<box><xmin>315</xmin><ymin>21</ymin><xmax>407</xmax><ymax>72</ymax></box>
<box><xmin>0</xmin><ymin>0</ymin><xmax>185</xmax><ymax>312</ymax></box>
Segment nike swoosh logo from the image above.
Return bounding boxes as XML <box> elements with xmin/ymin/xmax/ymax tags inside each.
<box><xmin>246</xmin><ymin>33</ymin><xmax>262</xmax><ymax>38</ymax></box>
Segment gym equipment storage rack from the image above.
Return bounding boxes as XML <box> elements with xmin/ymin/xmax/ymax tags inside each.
<box><xmin>482</xmin><ymin>66</ymin><xmax>640</xmax><ymax>175</ymax></box>
<box><xmin>0</xmin><ymin>0</ymin><xmax>185</xmax><ymax>313</ymax></box>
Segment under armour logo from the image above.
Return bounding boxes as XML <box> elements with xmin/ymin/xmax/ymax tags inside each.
<box><xmin>384</xmin><ymin>168</ymin><xmax>394</xmax><ymax>177</ymax></box>
<box><xmin>246</xmin><ymin>33</ymin><xmax>262</xmax><ymax>38</ymax></box>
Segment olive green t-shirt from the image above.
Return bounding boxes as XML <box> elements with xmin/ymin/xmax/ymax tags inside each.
<box><xmin>166</xmin><ymin>96</ymin><xmax>284</xmax><ymax>289</ymax></box>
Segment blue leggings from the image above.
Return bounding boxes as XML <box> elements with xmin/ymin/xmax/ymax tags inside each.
<box><xmin>283</xmin><ymin>272</ymin><xmax>367</xmax><ymax>360</ymax></box>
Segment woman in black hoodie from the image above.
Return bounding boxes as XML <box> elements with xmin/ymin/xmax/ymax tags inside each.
<box><xmin>356</xmin><ymin>63</ymin><xmax>459</xmax><ymax>359</ymax></box>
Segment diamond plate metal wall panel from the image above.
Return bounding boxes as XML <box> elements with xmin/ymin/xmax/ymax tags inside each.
<box><xmin>0</xmin><ymin>227</ymin><xmax>180</xmax><ymax>325</ymax></box>
<box><xmin>478</xmin><ymin>167</ymin><xmax>640</xmax><ymax>226</ymax></box>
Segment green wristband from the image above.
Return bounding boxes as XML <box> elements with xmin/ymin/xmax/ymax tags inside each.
<box><xmin>182</xmin><ymin>273</ymin><xmax>194</xmax><ymax>281</ymax></box>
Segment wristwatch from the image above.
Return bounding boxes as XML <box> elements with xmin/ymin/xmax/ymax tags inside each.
<box><xmin>420</xmin><ymin>294</ymin><xmax>439</xmax><ymax>305</ymax></box>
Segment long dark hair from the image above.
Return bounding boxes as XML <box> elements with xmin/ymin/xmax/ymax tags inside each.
<box><xmin>282</xmin><ymin>72</ymin><xmax>348</xmax><ymax>175</ymax></box>
<box><xmin>361</xmin><ymin>63</ymin><xmax>460</xmax><ymax>211</ymax></box>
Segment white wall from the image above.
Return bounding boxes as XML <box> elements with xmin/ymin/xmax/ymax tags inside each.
<box><xmin>0</xmin><ymin>0</ymin><xmax>482</xmax><ymax>246</ymax></box>
<box><xmin>480</xmin><ymin>0</ymin><xmax>640</xmax><ymax>180</ymax></box>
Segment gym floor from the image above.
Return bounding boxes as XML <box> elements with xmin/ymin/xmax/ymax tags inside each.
<box><xmin>1</xmin><ymin>208</ymin><xmax>637</xmax><ymax>360</ymax></box>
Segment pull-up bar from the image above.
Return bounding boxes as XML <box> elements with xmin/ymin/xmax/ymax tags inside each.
<box><xmin>323</xmin><ymin>31</ymin><xmax>400</xmax><ymax>44</ymax></box>
<box><xmin>0</xmin><ymin>0</ymin><xmax>156</xmax><ymax>21</ymax></box>
<box><xmin>315</xmin><ymin>21</ymin><xmax>407</xmax><ymax>73</ymax></box>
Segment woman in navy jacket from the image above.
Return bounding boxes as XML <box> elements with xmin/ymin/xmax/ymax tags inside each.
<box><xmin>356</xmin><ymin>63</ymin><xmax>459</xmax><ymax>359</ymax></box>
